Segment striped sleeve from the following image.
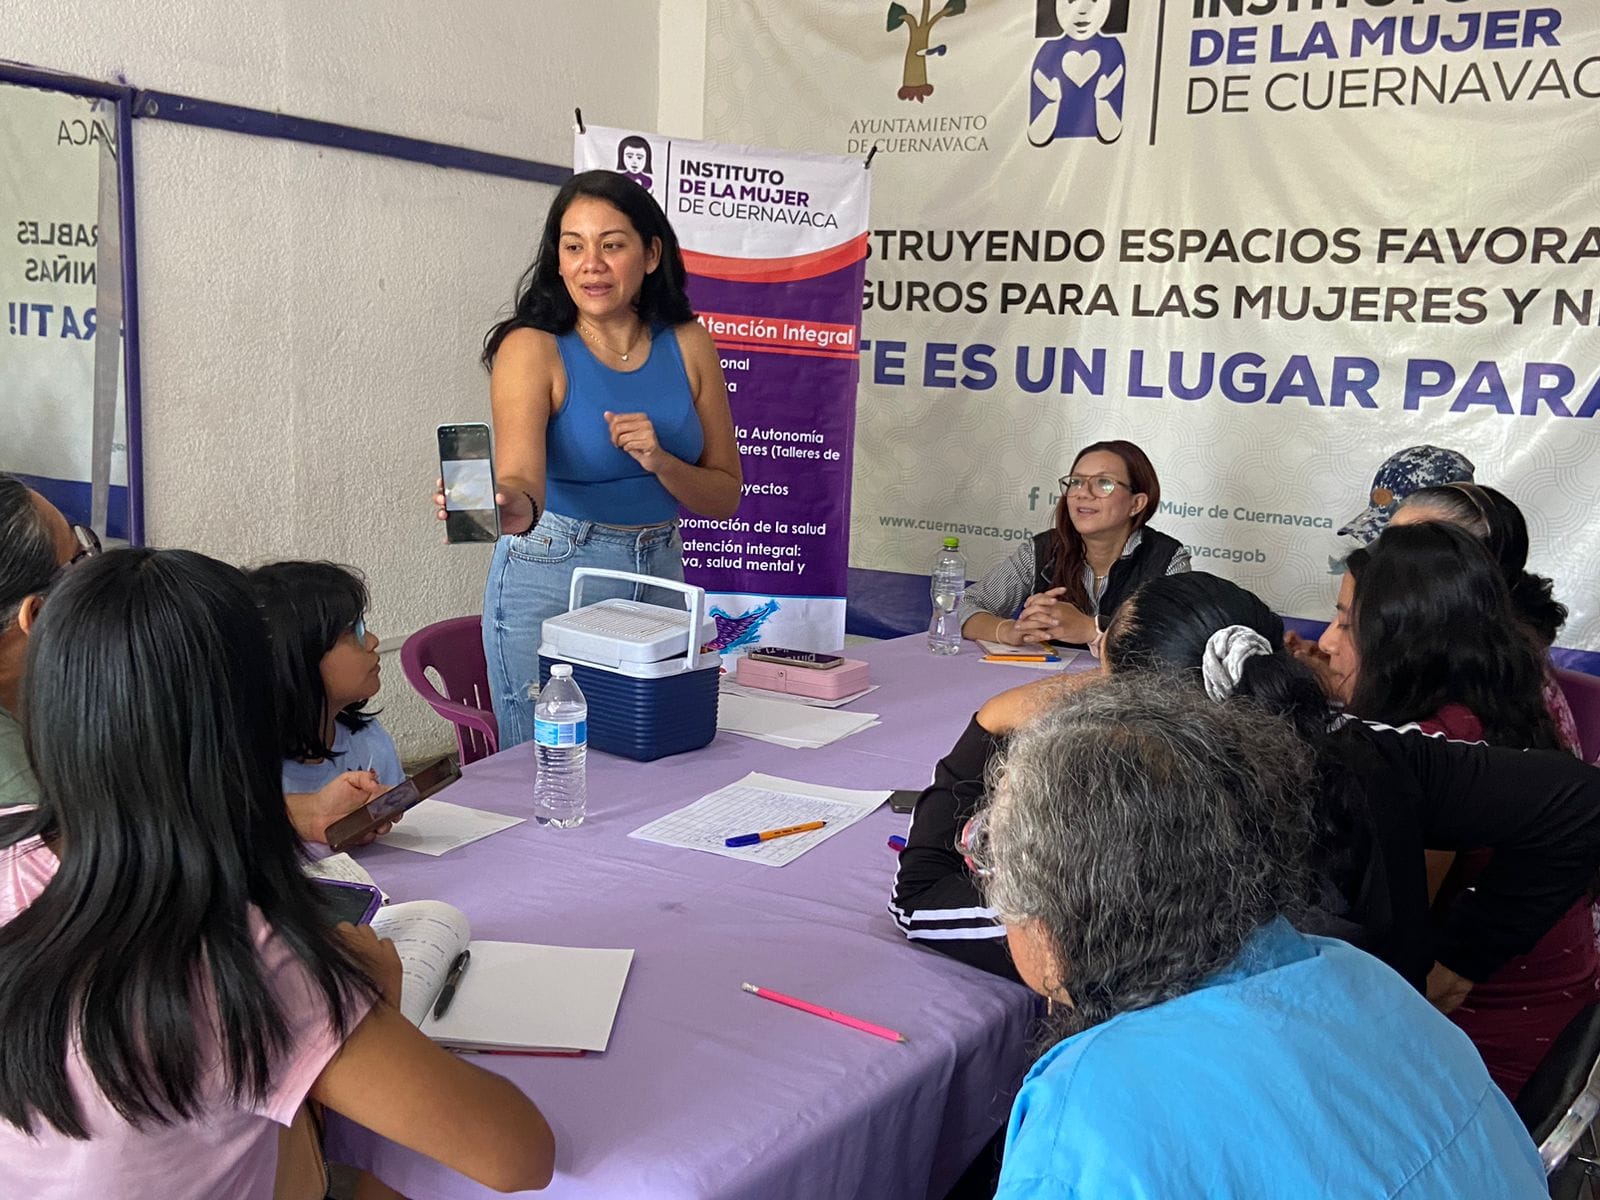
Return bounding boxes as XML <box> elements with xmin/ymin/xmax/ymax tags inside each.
<box><xmin>1165</xmin><ymin>542</ymin><xmax>1192</xmax><ymax>574</ymax></box>
<box><xmin>888</xmin><ymin>715</ymin><xmax>1020</xmax><ymax>981</ymax></box>
<box><xmin>956</xmin><ymin>539</ymin><xmax>1037</xmax><ymax>630</ymax></box>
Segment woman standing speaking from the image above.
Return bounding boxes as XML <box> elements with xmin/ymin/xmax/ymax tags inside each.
<box><xmin>460</xmin><ymin>170</ymin><xmax>741</xmax><ymax>746</ymax></box>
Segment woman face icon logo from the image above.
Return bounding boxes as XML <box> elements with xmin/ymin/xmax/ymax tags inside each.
<box><xmin>622</xmin><ymin>145</ymin><xmax>647</xmax><ymax>174</ymax></box>
<box><xmin>1061</xmin><ymin>0</ymin><xmax>1112</xmax><ymax>41</ymax></box>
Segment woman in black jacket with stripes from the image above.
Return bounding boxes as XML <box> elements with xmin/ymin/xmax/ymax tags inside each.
<box><xmin>891</xmin><ymin>571</ymin><xmax>1600</xmax><ymax>1002</ymax></box>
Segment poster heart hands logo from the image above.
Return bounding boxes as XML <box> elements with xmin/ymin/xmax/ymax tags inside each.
<box><xmin>1059</xmin><ymin>49</ymin><xmax>1101</xmax><ymax>88</ymax></box>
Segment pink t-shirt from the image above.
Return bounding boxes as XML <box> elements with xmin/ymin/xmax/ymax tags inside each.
<box><xmin>0</xmin><ymin>833</ymin><xmax>373</xmax><ymax>1199</ymax></box>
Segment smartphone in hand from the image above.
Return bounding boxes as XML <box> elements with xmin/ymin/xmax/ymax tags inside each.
<box><xmin>438</xmin><ymin>423</ymin><xmax>499</xmax><ymax>543</ymax></box>
<box><xmin>326</xmin><ymin>756</ymin><xmax>461</xmax><ymax>852</ymax></box>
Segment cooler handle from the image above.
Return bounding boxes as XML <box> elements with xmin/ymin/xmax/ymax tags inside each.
<box><xmin>566</xmin><ymin>568</ymin><xmax>709</xmax><ymax>672</ymax></box>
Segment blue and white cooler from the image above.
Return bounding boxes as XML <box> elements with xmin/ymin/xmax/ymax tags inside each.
<box><xmin>536</xmin><ymin>568</ymin><xmax>720</xmax><ymax>762</ymax></box>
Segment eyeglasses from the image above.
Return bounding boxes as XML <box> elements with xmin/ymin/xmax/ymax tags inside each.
<box><xmin>1060</xmin><ymin>475</ymin><xmax>1133</xmax><ymax>497</ymax></box>
<box><xmin>349</xmin><ymin>615</ymin><xmax>368</xmax><ymax>643</ymax></box>
<box><xmin>957</xmin><ymin>811</ymin><xmax>991</xmax><ymax>878</ymax></box>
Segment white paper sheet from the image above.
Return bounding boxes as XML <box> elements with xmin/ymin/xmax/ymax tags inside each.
<box><xmin>716</xmin><ymin>693</ymin><xmax>880</xmax><ymax>749</ymax></box>
<box><xmin>629</xmin><ymin>772</ymin><xmax>888</xmax><ymax>866</ymax></box>
<box><xmin>377</xmin><ymin>799</ymin><xmax>524</xmax><ymax>857</ymax></box>
<box><xmin>420</xmin><ymin>942</ymin><xmax>635</xmax><ymax>1053</ymax></box>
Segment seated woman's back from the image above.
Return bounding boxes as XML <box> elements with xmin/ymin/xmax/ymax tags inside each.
<box><xmin>972</xmin><ymin>680</ymin><xmax>1545</xmax><ymax>1199</ymax></box>
<box><xmin>0</xmin><ymin>549</ymin><xmax>553</xmax><ymax>1198</ymax></box>
<box><xmin>999</xmin><ymin>921</ymin><xmax>1541</xmax><ymax>1198</ymax></box>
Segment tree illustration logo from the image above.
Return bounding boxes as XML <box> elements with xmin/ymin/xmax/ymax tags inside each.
<box><xmin>886</xmin><ymin>1</ymin><xmax>967</xmax><ymax>103</ymax></box>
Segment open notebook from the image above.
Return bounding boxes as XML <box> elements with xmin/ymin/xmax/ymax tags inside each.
<box><xmin>369</xmin><ymin>900</ymin><xmax>634</xmax><ymax>1053</ymax></box>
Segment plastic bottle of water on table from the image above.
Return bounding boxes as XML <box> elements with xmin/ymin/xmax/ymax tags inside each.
<box><xmin>532</xmin><ymin>664</ymin><xmax>587</xmax><ymax>827</ymax></box>
<box><xmin>928</xmin><ymin>536</ymin><xmax>966</xmax><ymax>655</ymax></box>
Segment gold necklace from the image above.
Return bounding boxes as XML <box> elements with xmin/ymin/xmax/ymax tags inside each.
<box><xmin>579</xmin><ymin>319</ymin><xmax>643</xmax><ymax>362</ymax></box>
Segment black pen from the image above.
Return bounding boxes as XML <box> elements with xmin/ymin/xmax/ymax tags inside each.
<box><xmin>432</xmin><ymin>949</ymin><xmax>471</xmax><ymax>1020</ymax></box>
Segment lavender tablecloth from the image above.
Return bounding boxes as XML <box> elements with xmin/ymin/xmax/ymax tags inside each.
<box><xmin>325</xmin><ymin>637</ymin><xmax>1068</xmax><ymax>1199</ymax></box>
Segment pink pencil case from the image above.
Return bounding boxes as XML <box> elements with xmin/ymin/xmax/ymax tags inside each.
<box><xmin>736</xmin><ymin>656</ymin><xmax>871</xmax><ymax>700</ymax></box>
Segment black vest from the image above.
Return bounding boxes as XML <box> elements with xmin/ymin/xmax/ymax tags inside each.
<box><xmin>1030</xmin><ymin>526</ymin><xmax>1184</xmax><ymax>645</ymax></box>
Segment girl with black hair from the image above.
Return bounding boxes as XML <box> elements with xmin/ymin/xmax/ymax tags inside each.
<box><xmin>1316</xmin><ymin>523</ymin><xmax>1596</xmax><ymax>1099</ymax></box>
<box><xmin>0</xmin><ymin>549</ymin><xmax>554</xmax><ymax>1197</ymax></box>
<box><xmin>439</xmin><ymin>169</ymin><xmax>742</xmax><ymax>748</ymax></box>
<box><xmin>1318</xmin><ymin>523</ymin><xmax>1561</xmax><ymax>751</ymax></box>
<box><xmin>1393</xmin><ymin>482</ymin><xmax>1582</xmax><ymax>753</ymax></box>
<box><xmin>248</xmin><ymin>561</ymin><xmax>405</xmax><ymax>795</ymax></box>
<box><xmin>891</xmin><ymin>570</ymin><xmax>1600</xmax><ymax>1016</ymax></box>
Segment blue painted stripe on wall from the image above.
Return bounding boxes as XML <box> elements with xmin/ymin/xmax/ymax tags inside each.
<box><xmin>131</xmin><ymin>90</ymin><xmax>572</xmax><ymax>187</ymax></box>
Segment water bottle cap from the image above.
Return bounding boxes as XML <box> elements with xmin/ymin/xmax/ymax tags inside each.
<box><xmin>943</xmin><ymin>537</ymin><xmax>960</xmax><ymax>549</ymax></box>
<box><xmin>551</xmin><ymin>663</ymin><xmax>573</xmax><ymax>678</ymax></box>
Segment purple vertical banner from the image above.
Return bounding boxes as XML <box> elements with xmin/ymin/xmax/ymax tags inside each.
<box><xmin>577</xmin><ymin>127</ymin><xmax>869</xmax><ymax>653</ymax></box>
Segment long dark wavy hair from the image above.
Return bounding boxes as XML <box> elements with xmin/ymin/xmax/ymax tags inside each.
<box><xmin>247</xmin><ymin>561</ymin><xmax>377</xmax><ymax>763</ymax></box>
<box><xmin>0</xmin><ymin>549</ymin><xmax>377</xmax><ymax>1137</ymax></box>
<box><xmin>970</xmin><ymin>676</ymin><xmax>1313</xmax><ymax>1038</ymax></box>
<box><xmin>1399</xmin><ymin>483</ymin><xmax>1568</xmax><ymax>648</ymax></box>
<box><xmin>1049</xmin><ymin>440</ymin><xmax>1160</xmax><ymax>610</ymax></box>
<box><xmin>1344</xmin><ymin>522</ymin><xmax>1560</xmax><ymax>751</ymax></box>
<box><xmin>482</xmin><ymin>169</ymin><xmax>694</xmax><ymax>366</ymax></box>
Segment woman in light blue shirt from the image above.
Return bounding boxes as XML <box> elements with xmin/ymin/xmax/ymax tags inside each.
<box><xmin>968</xmin><ymin>676</ymin><xmax>1547</xmax><ymax>1199</ymax></box>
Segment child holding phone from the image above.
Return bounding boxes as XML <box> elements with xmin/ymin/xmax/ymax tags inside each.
<box><xmin>248</xmin><ymin>562</ymin><xmax>405</xmax><ymax>796</ymax></box>
<box><xmin>0</xmin><ymin>548</ymin><xmax>554</xmax><ymax>1197</ymax></box>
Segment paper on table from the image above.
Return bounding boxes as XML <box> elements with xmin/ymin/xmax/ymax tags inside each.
<box><xmin>304</xmin><ymin>852</ymin><xmax>389</xmax><ymax>902</ymax></box>
<box><xmin>377</xmin><ymin>799</ymin><xmax>524</xmax><ymax>857</ymax></box>
<box><xmin>976</xmin><ymin>639</ymin><xmax>1051</xmax><ymax>656</ymax></box>
<box><xmin>629</xmin><ymin>772</ymin><xmax>888</xmax><ymax>866</ymax></box>
<box><xmin>716</xmin><ymin>692</ymin><xmax>879</xmax><ymax>749</ymax></box>
<box><xmin>420</xmin><ymin>942</ymin><xmax>635</xmax><ymax>1053</ymax></box>
<box><xmin>718</xmin><ymin>678</ymin><xmax>881</xmax><ymax>710</ymax></box>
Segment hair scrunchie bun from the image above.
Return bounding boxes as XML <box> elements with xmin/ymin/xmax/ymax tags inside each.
<box><xmin>1201</xmin><ymin>625</ymin><xmax>1274</xmax><ymax>702</ymax></box>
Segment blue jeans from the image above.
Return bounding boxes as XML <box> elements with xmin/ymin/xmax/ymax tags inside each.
<box><xmin>482</xmin><ymin>510</ymin><xmax>684</xmax><ymax>748</ymax></box>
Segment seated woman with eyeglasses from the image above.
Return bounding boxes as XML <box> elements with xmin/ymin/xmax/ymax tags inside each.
<box><xmin>956</xmin><ymin>439</ymin><xmax>1188</xmax><ymax>649</ymax></box>
<box><xmin>974</xmin><ymin>679</ymin><xmax>1547</xmax><ymax>1199</ymax></box>
<box><xmin>0</xmin><ymin>477</ymin><xmax>96</xmax><ymax>810</ymax></box>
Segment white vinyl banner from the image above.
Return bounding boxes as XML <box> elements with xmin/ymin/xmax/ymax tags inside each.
<box><xmin>575</xmin><ymin>126</ymin><xmax>869</xmax><ymax>655</ymax></box>
<box><xmin>704</xmin><ymin>0</ymin><xmax>1600</xmax><ymax>650</ymax></box>
<box><xmin>0</xmin><ymin>82</ymin><xmax>128</xmax><ymax>534</ymax></box>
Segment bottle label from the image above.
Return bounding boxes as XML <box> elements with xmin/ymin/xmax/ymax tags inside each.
<box><xmin>535</xmin><ymin>718</ymin><xmax>587</xmax><ymax>748</ymax></box>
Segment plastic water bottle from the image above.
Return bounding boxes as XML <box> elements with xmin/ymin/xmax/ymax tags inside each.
<box><xmin>928</xmin><ymin>536</ymin><xmax>966</xmax><ymax>655</ymax></box>
<box><xmin>532</xmin><ymin>664</ymin><xmax>587</xmax><ymax>827</ymax></box>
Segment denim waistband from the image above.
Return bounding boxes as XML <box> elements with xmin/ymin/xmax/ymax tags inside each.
<box><xmin>538</xmin><ymin>509</ymin><xmax>678</xmax><ymax>546</ymax></box>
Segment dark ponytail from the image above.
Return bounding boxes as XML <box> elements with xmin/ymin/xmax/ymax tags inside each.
<box><xmin>1400</xmin><ymin>483</ymin><xmax>1567</xmax><ymax>648</ymax></box>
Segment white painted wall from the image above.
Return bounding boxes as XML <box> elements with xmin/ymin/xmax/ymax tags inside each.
<box><xmin>6</xmin><ymin>1</ymin><xmax>661</xmax><ymax>760</ymax></box>
<box><xmin>657</xmin><ymin>0</ymin><xmax>708</xmax><ymax>139</ymax></box>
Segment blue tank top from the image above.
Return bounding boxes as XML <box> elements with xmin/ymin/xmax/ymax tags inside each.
<box><xmin>546</xmin><ymin>326</ymin><xmax>703</xmax><ymax>525</ymax></box>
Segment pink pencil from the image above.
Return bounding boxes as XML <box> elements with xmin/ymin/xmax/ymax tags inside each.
<box><xmin>741</xmin><ymin>982</ymin><xmax>907</xmax><ymax>1043</ymax></box>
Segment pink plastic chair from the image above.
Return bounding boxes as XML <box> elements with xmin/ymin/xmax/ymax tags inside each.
<box><xmin>1554</xmin><ymin>667</ymin><xmax>1600</xmax><ymax>765</ymax></box>
<box><xmin>400</xmin><ymin>616</ymin><xmax>499</xmax><ymax>765</ymax></box>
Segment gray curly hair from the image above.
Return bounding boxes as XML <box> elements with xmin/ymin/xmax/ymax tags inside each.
<box><xmin>969</xmin><ymin>673</ymin><xmax>1315</xmax><ymax>1039</ymax></box>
